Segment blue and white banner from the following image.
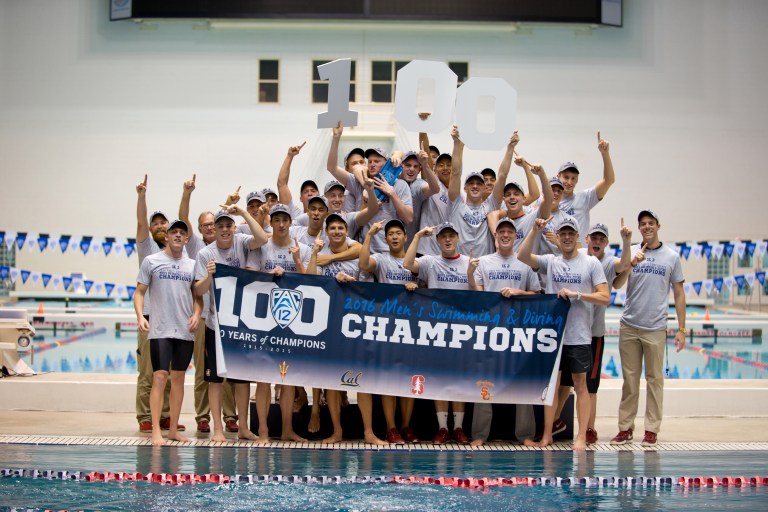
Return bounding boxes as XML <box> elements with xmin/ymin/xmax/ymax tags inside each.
<box><xmin>212</xmin><ymin>264</ymin><xmax>571</xmax><ymax>405</ymax></box>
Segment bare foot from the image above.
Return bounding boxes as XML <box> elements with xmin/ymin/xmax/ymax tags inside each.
<box><xmin>168</xmin><ymin>432</ymin><xmax>190</xmax><ymax>443</ymax></box>
<box><xmin>151</xmin><ymin>432</ymin><xmax>165</xmax><ymax>446</ymax></box>
<box><xmin>534</xmin><ymin>435</ymin><xmax>553</xmax><ymax>448</ymax></box>
<box><xmin>294</xmin><ymin>388</ymin><xmax>308</xmax><ymax>413</ymax></box>
<box><xmin>323</xmin><ymin>432</ymin><xmax>343</xmax><ymax>444</ymax></box>
<box><xmin>364</xmin><ymin>432</ymin><xmax>388</xmax><ymax>446</ymax></box>
<box><xmin>281</xmin><ymin>431</ymin><xmax>307</xmax><ymax>442</ymax></box>
<box><xmin>470</xmin><ymin>439</ymin><xmax>484</xmax><ymax>447</ymax></box>
<box><xmin>238</xmin><ymin>429</ymin><xmax>259</xmax><ymax>441</ymax></box>
<box><xmin>523</xmin><ymin>438</ymin><xmax>537</xmax><ymax>447</ymax></box>
<box><xmin>211</xmin><ymin>430</ymin><xmax>227</xmax><ymax>443</ymax></box>
<box><xmin>308</xmin><ymin>411</ymin><xmax>321</xmax><ymax>433</ymax></box>
<box><xmin>572</xmin><ymin>438</ymin><xmax>587</xmax><ymax>452</ymax></box>
<box><xmin>255</xmin><ymin>433</ymin><xmax>271</xmax><ymax>445</ymax></box>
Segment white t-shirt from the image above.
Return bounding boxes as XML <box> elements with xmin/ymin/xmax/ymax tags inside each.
<box><xmin>559</xmin><ymin>186</ymin><xmax>600</xmax><ymax>238</ymax></box>
<box><xmin>449</xmin><ymin>195</ymin><xmax>499</xmax><ymax>257</ymax></box>
<box><xmin>418</xmin><ymin>181</ymin><xmax>451</xmax><ymax>256</ymax></box>
<box><xmin>473</xmin><ymin>253</ymin><xmax>541</xmax><ymax>293</ymax></box>
<box><xmin>416</xmin><ymin>254</ymin><xmax>470</xmax><ymax>290</ymax></box>
<box><xmin>579</xmin><ymin>248</ymin><xmax>619</xmax><ymax>337</ymax></box>
<box><xmin>371</xmin><ymin>252</ymin><xmax>418</xmax><ymax>285</ymax></box>
<box><xmin>245</xmin><ymin>238</ymin><xmax>312</xmax><ymax>274</ymax></box>
<box><xmin>137</xmin><ymin>251</ymin><xmax>196</xmax><ymax>341</ymax></box>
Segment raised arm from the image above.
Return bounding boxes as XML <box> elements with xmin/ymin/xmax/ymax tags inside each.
<box><xmin>326</xmin><ymin>122</ymin><xmax>352</xmax><ymax>183</ymax></box>
<box><xmin>178</xmin><ymin>174</ymin><xmax>196</xmax><ymax>231</ymax></box>
<box><xmin>136</xmin><ymin>174</ymin><xmax>150</xmax><ymax>243</ymax></box>
<box><xmin>194</xmin><ymin>258</ymin><xmax>216</xmax><ymax>297</ymax></box>
<box><xmin>531</xmin><ymin>165</ymin><xmax>553</xmax><ymax>220</ymax></box>
<box><xmin>220</xmin><ymin>204</ymin><xmax>269</xmax><ymax>249</ymax></box>
<box><xmin>515</xmin><ymin>152</ymin><xmax>540</xmax><ymax>206</ymax></box>
<box><xmin>418</xmin><ymin>141</ymin><xmax>440</xmax><ymax>197</ymax></box>
<box><xmin>491</xmin><ymin>131</ymin><xmax>519</xmax><ymax>205</ymax></box>
<box><xmin>353</xmin><ymin>178</ymin><xmax>381</xmax><ymax>227</ymax></box>
<box><xmin>594</xmin><ymin>131</ymin><xmax>615</xmax><ymax>200</ymax></box>
<box><xmin>447</xmin><ymin>126</ymin><xmax>465</xmax><ymax>202</ymax></box>
<box><xmin>277</xmin><ymin>142</ymin><xmax>306</xmax><ymax>206</ymax></box>
<box><xmin>614</xmin><ymin>218</ymin><xmax>633</xmax><ymax>274</ymax></box>
<box><xmin>358</xmin><ymin>221</ymin><xmax>383</xmax><ymax>273</ymax></box>
<box><xmin>467</xmin><ymin>251</ymin><xmax>482</xmax><ymax>291</ymax></box>
<box><xmin>306</xmin><ymin>237</ymin><xmax>325</xmax><ymax>275</ymax></box>
<box><xmin>518</xmin><ymin>216</ymin><xmax>550</xmax><ymax>271</ymax></box>
<box><xmin>223</xmin><ymin>185</ymin><xmax>241</xmax><ymax>207</ymax></box>
<box><xmin>404</xmin><ymin>226</ymin><xmax>433</xmax><ymax>274</ymax></box>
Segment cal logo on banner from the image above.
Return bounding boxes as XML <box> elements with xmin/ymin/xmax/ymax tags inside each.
<box><xmin>212</xmin><ymin>264</ymin><xmax>570</xmax><ymax>405</ymax></box>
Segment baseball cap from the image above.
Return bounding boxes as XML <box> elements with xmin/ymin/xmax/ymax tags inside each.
<box><xmin>150</xmin><ymin>211</ymin><xmax>168</xmax><ymax>223</ymax></box>
<box><xmin>435</xmin><ymin>153</ymin><xmax>452</xmax><ymax>163</ymax></box>
<box><xmin>402</xmin><ymin>150</ymin><xmax>419</xmax><ymax>162</ymax></box>
<box><xmin>167</xmin><ymin>219</ymin><xmax>189</xmax><ymax>233</ymax></box>
<box><xmin>549</xmin><ymin>176</ymin><xmax>565</xmax><ymax>189</ymax></box>
<box><xmin>480</xmin><ymin>168</ymin><xmax>496</xmax><ymax>179</ymax></box>
<box><xmin>300</xmin><ymin>180</ymin><xmax>319</xmax><ymax>193</ymax></box>
<box><xmin>435</xmin><ymin>222</ymin><xmax>458</xmax><ymax>237</ymax></box>
<box><xmin>325</xmin><ymin>213</ymin><xmax>348</xmax><ymax>228</ymax></box>
<box><xmin>344</xmin><ymin>147</ymin><xmax>365</xmax><ymax>165</ymax></box>
<box><xmin>384</xmin><ymin>219</ymin><xmax>406</xmax><ymax>234</ymax></box>
<box><xmin>261</xmin><ymin>187</ymin><xmax>278</xmax><ymax>198</ymax></box>
<box><xmin>558</xmin><ymin>161</ymin><xmax>579</xmax><ymax>174</ymax></box>
<box><xmin>428</xmin><ymin>145</ymin><xmax>440</xmax><ymax>155</ymax></box>
<box><xmin>504</xmin><ymin>181</ymin><xmax>524</xmax><ymax>194</ymax></box>
<box><xmin>638</xmin><ymin>209</ymin><xmax>660</xmax><ymax>223</ymax></box>
<box><xmin>464</xmin><ymin>171</ymin><xmax>485</xmax><ymax>185</ymax></box>
<box><xmin>247</xmin><ymin>191</ymin><xmax>266</xmax><ymax>205</ymax></box>
<box><xmin>214</xmin><ymin>210</ymin><xmax>236</xmax><ymax>224</ymax></box>
<box><xmin>495</xmin><ymin>218</ymin><xmax>517</xmax><ymax>231</ymax></box>
<box><xmin>269</xmin><ymin>203</ymin><xmax>292</xmax><ymax>219</ymax></box>
<box><xmin>588</xmin><ymin>223</ymin><xmax>609</xmax><ymax>237</ymax></box>
<box><xmin>323</xmin><ymin>180</ymin><xmax>345</xmax><ymax>195</ymax></box>
<box><xmin>364</xmin><ymin>147</ymin><xmax>390</xmax><ymax>160</ymax></box>
<box><xmin>557</xmin><ymin>218</ymin><xmax>580</xmax><ymax>233</ymax></box>
<box><xmin>308</xmin><ymin>195</ymin><xmax>330</xmax><ymax>210</ymax></box>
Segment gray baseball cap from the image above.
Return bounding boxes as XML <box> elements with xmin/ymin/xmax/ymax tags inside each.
<box><xmin>557</xmin><ymin>218</ymin><xmax>580</xmax><ymax>233</ymax></box>
<box><xmin>269</xmin><ymin>204</ymin><xmax>292</xmax><ymax>219</ymax></box>
<box><xmin>167</xmin><ymin>219</ymin><xmax>189</xmax><ymax>233</ymax></box>
<box><xmin>247</xmin><ymin>191</ymin><xmax>266</xmax><ymax>205</ymax></box>
<box><xmin>214</xmin><ymin>210</ymin><xmax>236</xmax><ymax>224</ymax></box>
<box><xmin>323</xmin><ymin>180</ymin><xmax>345</xmax><ymax>194</ymax></box>
<box><xmin>261</xmin><ymin>187</ymin><xmax>278</xmax><ymax>198</ymax></box>
<box><xmin>325</xmin><ymin>213</ymin><xmax>348</xmax><ymax>228</ymax></box>
<box><xmin>308</xmin><ymin>195</ymin><xmax>330</xmax><ymax>210</ymax></box>
<box><xmin>402</xmin><ymin>150</ymin><xmax>419</xmax><ymax>162</ymax></box>
<box><xmin>365</xmin><ymin>147</ymin><xmax>389</xmax><ymax>160</ymax></box>
<box><xmin>464</xmin><ymin>171</ymin><xmax>485</xmax><ymax>185</ymax></box>
<box><xmin>638</xmin><ymin>209</ymin><xmax>660</xmax><ymax>223</ymax></box>
<box><xmin>504</xmin><ymin>181</ymin><xmax>524</xmax><ymax>194</ymax></box>
<box><xmin>495</xmin><ymin>218</ymin><xmax>517</xmax><ymax>231</ymax></box>
<box><xmin>344</xmin><ymin>147</ymin><xmax>365</xmax><ymax>164</ymax></box>
<box><xmin>384</xmin><ymin>219</ymin><xmax>406</xmax><ymax>234</ymax></box>
<box><xmin>558</xmin><ymin>161</ymin><xmax>579</xmax><ymax>174</ymax></box>
<box><xmin>150</xmin><ymin>211</ymin><xmax>168</xmax><ymax>223</ymax></box>
<box><xmin>588</xmin><ymin>223</ymin><xmax>609</xmax><ymax>237</ymax></box>
<box><xmin>549</xmin><ymin>176</ymin><xmax>565</xmax><ymax>189</ymax></box>
<box><xmin>435</xmin><ymin>222</ymin><xmax>459</xmax><ymax>237</ymax></box>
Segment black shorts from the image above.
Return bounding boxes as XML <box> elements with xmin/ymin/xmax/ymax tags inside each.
<box><xmin>558</xmin><ymin>344</ymin><xmax>592</xmax><ymax>377</ymax></box>
<box><xmin>203</xmin><ymin>327</ymin><xmax>248</xmax><ymax>384</ymax></box>
<box><xmin>560</xmin><ymin>337</ymin><xmax>604</xmax><ymax>393</ymax></box>
<box><xmin>150</xmin><ymin>337</ymin><xmax>194</xmax><ymax>372</ymax></box>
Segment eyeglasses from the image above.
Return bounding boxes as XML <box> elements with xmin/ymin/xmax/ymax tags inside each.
<box><xmin>200</xmin><ymin>223</ymin><xmax>215</xmax><ymax>228</ymax></box>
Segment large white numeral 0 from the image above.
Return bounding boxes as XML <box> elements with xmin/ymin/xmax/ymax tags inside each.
<box><xmin>316</xmin><ymin>59</ymin><xmax>359</xmax><ymax>129</ymax></box>
<box><xmin>455</xmin><ymin>77</ymin><xmax>517</xmax><ymax>151</ymax></box>
<box><xmin>214</xmin><ymin>276</ymin><xmax>240</xmax><ymax>328</ymax></box>
<box><xmin>288</xmin><ymin>285</ymin><xmax>330</xmax><ymax>336</ymax></box>
<box><xmin>239</xmin><ymin>281</ymin><xmax>278</xmax><ymax>331</ymax></box>
<box><xmin>394</xmin><ymin>60</ymin><xmax>457</xmax><ymax>133</ymax></box>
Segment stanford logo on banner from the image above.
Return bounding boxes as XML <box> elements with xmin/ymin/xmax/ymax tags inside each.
<box><xmin>212</xmin><ymin>264</ymin><xmax>570</xmax><ymax>405</ymax></box>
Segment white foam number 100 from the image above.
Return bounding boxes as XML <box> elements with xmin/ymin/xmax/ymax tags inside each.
<box><xmin>316</xmin><ymin>59</ymin><xmax>517</xmax><ymax>151</ymax></box>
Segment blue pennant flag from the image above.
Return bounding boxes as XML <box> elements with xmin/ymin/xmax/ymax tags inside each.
<box><xmin>15</xmin><ymin>233</ymin><xmax>27</xmax><ymax>250</ymax></box>
<box><xmin>0</xmin><ymin>231</ymin><xmax>4</xmax><ymax>244</ymax></box>
<box><xmin>102</xmin><ymin>238</ymin><xmax>114</xmax><ymax>256</ymax></box>
<box><xmin>692</xmin><ymin>281</ymin><xmax>702</xmax><ymax>295</ymax></box>
<box><xmin>713</xmin><ymin>277</ymin><xmax>723</xmax><ymax>292</ymax></box>
<box><xmin>126</xmin><ymin>286</ymin><xmax>137</xmax><ymax>300</ymax></box>
<box><xmin>20</xmin><ymin>270</ymin><xmax>31</xmax><ymax>284</ymax></box>
<box><xmin>42</xmin><ymin>274</ymin><xmax>52</xmax><ymax>288</ymax></box>
<box><xmin>0</xmin><ymin>266</ymin><xmax>9</xmax><ymax>280</ymax></box>
<box><xmin>680</xmin><ymin>245</ymin><xmax>691</xmax><ymax>260</ymax></box>
<box><xmin>38</xmin><ymin>235</ymin><xmax>49</xmax><ymax>252</ymax></box>
<box><xmin>79</xmin><ymin>236</ymin><xmax>93</xmax><ymax>255</ymax></box>
<box><xmin>702</xmin><ymin>244</ymin><xmax>712</xmax><ymax>260</ymax></box>
<box><xmin>757</xmin><ymin>271</ymin><xmax>766</xmax><ymax>286</ymax></box>
<box><xmin>105</xmin><ymin>283</ymin><xmax>115</xmax><ymax>296</ymax></box>
<box><xmin>83</xmin><ymin>280</ymin><xmax>94</xmax><ymax>293</ymax></box>
<box><xmin>124</xmin><ymin>243</ymin><xmax>135</xmax><ymax>258</ymax></box>
<box><xmin>735</xmin><ymin>275</ymin><xmax>745</xmax><ymax>289</ymax></box>
<box><xmin>746</xmin><ymin>242</ymin><xmax>756</xmax><ymax>256</ymax></box>
<box><xmin>724</xmin><ymin>243</ymin><xmax>734</xmax><ymax>258</ymax></box>
<box><xmin>59</xmin><ymin>235</ymin><xmax>71</xmax><ymax>253</ymax></box>
<box><xmin>62</xmin><ymin>276</ymin><xmax>73</xmax><ymax>290</ymax></box>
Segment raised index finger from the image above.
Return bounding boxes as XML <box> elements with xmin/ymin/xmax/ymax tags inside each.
<box><xmin>597</xmin><ymin>130</ymin><xmax>601</xmax><ymax>141</ymax></box>
<box><xmin>235</xmin><ymin>185</ymin><xmax>241</xmax><ymax>193</ymax></box>
<box><xmin>143</xmin><ymin>174</ymin><xmax>148</xmax><ymax>185</ymax></box>
<box><xmin>192</xmin><ymin>173</ymin><xmax>196</xmax><ymax>183</ymax></box>
<box><xmin>620</xmin><ymin>217</ymin><xmax>624</xmax><ymax>228</ymax></box>
<box><xmin>640</xmin><ymin>242</ymin><xmax>647</xmax><ymax>251</ymax></box>
<box><xmin>299</xmin><ymin>141</ymin><xmax>307</xmax><ymax>149</ymax></box>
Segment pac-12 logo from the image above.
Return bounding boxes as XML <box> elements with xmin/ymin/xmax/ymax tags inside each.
<box><xmin>270</xmin><ymin>288</ymin><xmax>303</xmax><ymax>328</ymax></box>
<box><xmin>411</xmin><ymin>375</ymin><xmax>425</xmax><ymax>395</ymax></box>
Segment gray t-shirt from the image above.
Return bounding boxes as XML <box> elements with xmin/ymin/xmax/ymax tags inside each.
<box><xmin>405</xmin><ymin>178</ymin><xmax>429</xmax><ymax>249</ymax></box>
<box><xmin>418</xmin><ymin>181</ymin><xmax>451</xmax><ymax>256</ymax></box>
<box><xmin>316</xmin><ymin>244</ymin><xmax>360</xmax><ymax>279</ymax></box>
<box><xmin>347</xmin><ymin>173</ymin><xmax>413</xmax><ymax>254</ymax></box>
<box><xmin>137</xmin><ymin>237</ymin><xmax>162</xmax><ymax>315</ymax></box>
<box><xmin>416</xmin><ymin>254</ymin><xmax>470</xmax><ymax>290</ymax></box>
<box><xmin>538</xmin><ymin>252</ymin><xmax>607</xmax><ymax>346</ymax></box>
<box><xmin>621</xmin><ymin>243</ymin><xmax>684</xmax><ymax>331</ymax></box>
<box><xmin>137</xmin><ymin>251</ymin><xmax>196</xmax><ymax>341</ymax></box>
<box><xmin>539</xmin><ymin>211</ymin><xmax>578</xmax><ymax>257</ymax></box>
<box><xmin>237</xmin><ymin>222</ymin><xmax>272</xmax><ymax>235</ymax></box>
<box><xmin>371</xmin><ymin>252</ymin><xmax>418</xmax><ymax>285</ymax></box>
<box><xmin>245</xmin><ymin>238</ymin><xmax>312</xmax><ymax>273</ymax></box>
<box><xmin>509</xmin><ymin>207</ymin><xmax>543</xmax><ymax>254</ymax></box>
<box><xmin>559</xmin><ymin>186</ymin><xmax>600</xmax><ymax>238</ymax></box>
<box><xmin>473</xmin><ymin>253</ymin><xmax>541</xmax><ymax>293</ymax></box>
<box><xmin>449</xmin><ymin>195</ymin><xmax>499</xmax><ymax>257</ymax></box>
<box><xmin>290</xmin><ymin>219</ymin><xmax>359</xmax><ymax>248</ymax></box>
<box><xmin>194</xmin><ymin>233</ymin><xmax>253</xmax><ymax>329</ymax></box>
<box><xmin>579</xmin><ymin>248</ymin><xmax>619</xmax><ymax>337</ymax></box>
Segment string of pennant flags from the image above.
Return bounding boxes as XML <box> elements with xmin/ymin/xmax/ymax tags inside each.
<box><xmin>0</xmin><ymin>265</ymin><xmax>136</xmax><ymax>300</ymax></box>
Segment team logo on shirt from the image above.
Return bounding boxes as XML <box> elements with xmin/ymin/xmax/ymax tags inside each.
<box><xmin>270</xmin><ymin>288</ymin><xmax>303</xmax><ymax>329</ymax></box>
<box><xmin>476</xmin><ymin>380</ymin><xmax>494</xmax><ymax>401</ymax></box>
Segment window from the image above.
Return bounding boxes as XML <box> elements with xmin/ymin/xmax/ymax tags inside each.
<box><xmin>448</xmin><ymin>61</ymin><xmax>469</xmax><ymax>85</ymax></box>
<box><xmin>371</xmin><ymin>60</ymin><xmax>410</xmax><ymax>103</ymax></box>
<box><xmin>312</xmin><ymin>60</ymin><xmax>356</xmax><ymax>103</ymax></box>
<box><xmin>258</xmin><ymin>60</ymin><xmax>279</xmax><ymax>103</ymax></box>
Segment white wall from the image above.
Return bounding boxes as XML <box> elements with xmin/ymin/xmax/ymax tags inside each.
<box><xmin>1</xmin><ymin>0</ymin><xmax>767</xmax><ymax>287</ymax></box>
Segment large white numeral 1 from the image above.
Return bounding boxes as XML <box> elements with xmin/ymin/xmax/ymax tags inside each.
<box><xmin>455</xmin><ymin>78</ymin><xmax>518</xmax><ymax>151</ymax></box>
<box><xmin>394</xmin><ymin>60</ymin><xmax>458</xmax><ymax>133</ymax></box>
<box><xmin>214</xmin><ymin>276</ymin><xmax>239</xmax><ymax>328</ymax></box>
<box><xmin>316</xmin><ymin>59</ymin><xmax>359</xmax><ymax>129</ymax></box>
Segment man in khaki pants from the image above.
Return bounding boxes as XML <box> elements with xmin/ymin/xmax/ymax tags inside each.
<box><xmin>611</xmin><ymin>210</ymin><xmax>686</xmax><ymax>447</ymax></box>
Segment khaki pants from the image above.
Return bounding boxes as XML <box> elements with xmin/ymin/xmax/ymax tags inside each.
<box><xmin>193</xmin><ymin>321</ymin><xmax>237</xmax><ymax>423</ymax></box>
<box><xmin>617</xmin><ymin>323</ymin><xmax>666</xmax><ymax>434</ymax></box>
<box><xmin>135</xmin><ymin>328</ymin><xmax>170</xmax><ymax>423</ymax></box>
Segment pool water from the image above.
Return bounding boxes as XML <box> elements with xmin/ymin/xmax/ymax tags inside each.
<box><xmin>0</xmin><ymin>446</ymin><xmax>767</xmax><ymax>511</ymax></box>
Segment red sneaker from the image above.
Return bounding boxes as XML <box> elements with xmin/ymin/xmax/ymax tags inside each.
<box><xmin>197</xmin><ymin>420</ymin><xmax>210</xmax><ymax>433</ymax></box>
<box><xmin>610</xmin><ymin>429</ymin><xmax>634</xmax><ymax>445</ymax></box>
<box><xmin>159</xmin><ymin>418</ymin><xmax>186</xmax><ymax>431</ymax></box>
<box><xmin>432</xmin><ymin>428</ymin><xmax>450</xmax><ymax>444</ymax></box>
<box><xmin>138</xmin><ymin>421</ymin><xmax>152</xmax><ymax>433</ymax></box>
<box><xmin>386</xmin><ymin>428</ymin><xmax>405</xmax><ymax>444</ymax></box>
<box><xmin>225</xmin><ymin>419</ymin><xmax>239</xmax><ymax>432</ymax></box>
<box><xmin>641</xmin><ymin>431</ymin><xmax>657</xmax><ymax>447</ymax></box>
<box><xmin>400</xmin><ymin>426</ymin><xmax>418</xmax><ymax>443</ymax></box>
<box><xmin>452</xmin><ymin>427</ymin><xmax>470</xmax><ymax>444</ymax></box>
<box><xmin>586</xmin><ymin>428</ymin><xmax>598</xmax><ymax>445</ymax></box>
<box><xmin>552</xmin><ymin>419</ymin><xmax>567</xmax><ymax>435</ymax></box>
